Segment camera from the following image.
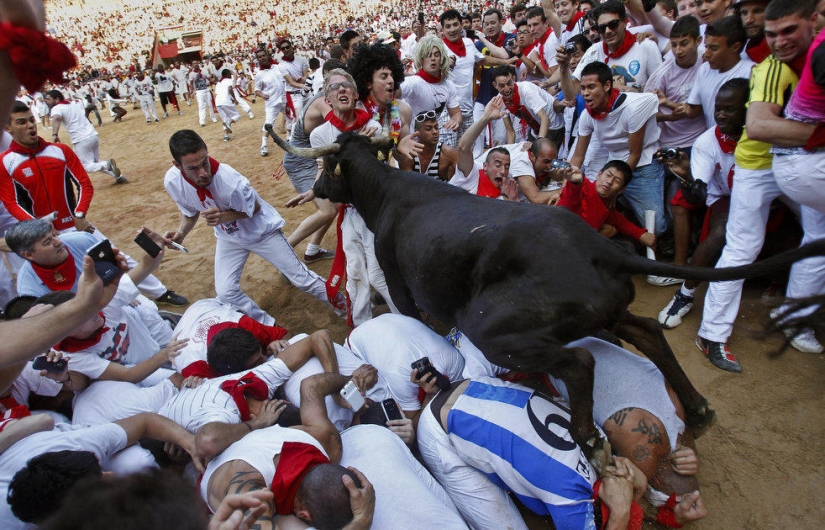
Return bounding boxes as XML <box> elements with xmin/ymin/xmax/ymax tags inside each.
<box><xmin>564</xmin><ymin>42</ymin><xmax>578</xmax><ymax>54</ymax></box>
<box><xmin>550</xmin><ymin>159</ymin><xmax>571</xmax><ymax>170</ymax></box>
<box><xmin>662</xmin><ymin>148</ymin><xmax>680</xmax><ymax>160</ymax></box>
<box><xmin>410</xmin><ymin>357</ymin><xmax>451</xmax><ymax>391</ymax></box>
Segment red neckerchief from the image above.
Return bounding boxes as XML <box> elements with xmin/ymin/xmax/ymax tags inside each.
<box><xmin>219</xmin><ymin>372</ymin><xmax>269</xmax><ymax>422</ymax></box>
<box><xmin>9</xmin><ymin>137</ymin><xmax>48</xmax><ymax>155</ymax></box>
<box><xmin>536</xmin><ymin>27</ymin><xmax>554</xmax><ymax>69</ymax></box>
<box><xmin>54</xmin><ymin>100</ymin><xmax>72</xmax><ymax>106</ymax></box>
<box><xmin>714</xmin><ymin>126</ymin><xmax>738</xmax><ymax>154</ymax></box>
<box><xmin>585</xmin><ymin>88</ymin><xmax>624</xmax><ymax>120</ymax></box>
<box><xmin>416</xmin><ymin>68</ymin><xmax>442</xmax><ymax>83</ymax></box>
<box><xmin>31</xmin><ymin>248</ymin><xmax>77</xmax><ymax>291</ymax></box>
<box><xmin>477</xmin><ymin>169</ymin><xmax>502</xmax><ymax>198</ymax></box>
<box><xmin>603</xmin><ymin>32</ymin><xmax>635</xmax><ymax>64</ymax></box>
<box><xmin>181</xmin><ymin>360</ymin><xmax>221</xmax><ymax>379</ymax></box>
<box><xmin>592</xmin><ymin>480</ymin><xmax>644</xmax><ymax>530</ymax></box>
<box><xmin>503</xmin><ymin>84</ymin><xmax>541</xmax><ymax>135</ymax></box>
<box><xmin>56</xmin><ymin>314</ymin><xmax>109</xmax><ymax>352</ymax></box>
<box><xmin>324</xmin><ymin>109</ymin><xmax>371</xmax><ymax>132</ymax></box>
<box><xmin>272</xmin><ymin>442</ymin><xmax>330</xmax><ymax>515</ymax></box>
<box><xmin>745</xmin><ymin>37</ymin><xmax>770</xmax><ymax>64</ymax></box>
<box><xmin>363</xmin><ymin>95</ymin><xmax>383</xmax><ymax>122</ymax></box>
<box><xmin>565</xmin><ymin>11</ymin><xmax>586</xmax><ymax>32</ymax></box>
<box><xmin>493</xmin><ymin>32</ymin><xmax>506</xmax><ymax>47</ymax></box>
<box><xmin>327</xmin><ymin>205</ymin><xmax>352</xmax><ymax>328</ymax></box>
<box><xmin>258</xmin><ymin>62</ymin><xmax>271</xmax><ymax>70</ymax></box>
<box><xmin>181</xmin><ymin>157</ymin><xmax>220</xmax><ymax>204</ymax></box>
<box><xmin>442</xmin><ymin>36</ymin><xmax>466</xmax><ymax>57</ymax></box>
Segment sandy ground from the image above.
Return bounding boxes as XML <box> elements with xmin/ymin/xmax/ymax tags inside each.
<box><xmin>78</xmin><ymin>97</ymin><xmax>823</xmax><ymax>529</ymax></box>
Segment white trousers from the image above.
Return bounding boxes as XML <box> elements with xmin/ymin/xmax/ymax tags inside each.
<box><xmin>698</xmin><ymin>166</ymin><xmax>822</xmax><ymax>342</ymax></box>
<box><xmin>139</xmin><ymin>95</ymin><xmax>158</xmax><ymax>120</ymax></box>
<box><xmin>217</xmin><ymin>105</ymin><xmax>240</xmax><ymax>126</ymax></box>
<box><xmin>341</xmin><ymin>209</ymin><xmax>398</xmax><ymax>326</ymax></box>
<box><xmin>773</xmin><ymin>152</ymin><xmax>825</xmax><ymax>212</ymax></box>
<box><xmin>195</xmin><ymin>89</ymin><xmax>216</xmax><ymax>125</ymax></box>
<box><xmin>232</xmin><ymin>88</ymin><xmax>252</xmax><ymax>113</ymax></box>
<box><xmin>73</xmin><ymin>136</ymin><xmax>114</xmax><ymax>176</ymax></box>
<box><xmin>214</xmin><ymin>230</ymin><xmax>332</xmax><ymax>326</ymax></box>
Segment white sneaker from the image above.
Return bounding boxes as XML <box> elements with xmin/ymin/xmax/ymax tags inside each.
<box><xmin>260</xmin><ymin>146</ymin><xmax>268</xmax><ymax>157</ymax></box>
<box><xmin>658</xmin><ymin>290</ymin><xmax>694</xmax><ymax>329</ymax></box>
<box><xmin>162</xmin><ymin>112</ymin><xmax>168</xmax><ymax>119</ymax></box>
<box><xmin>770</xmin><ymin>308</ymin><xmax>824</xmax><ymax>354</ymax></box>
<box><xmin>647</xmin><ymin>275</ymin><xmax>683</xmax><ymax>287</ymax></box>
<box><xmin>248</xmin><ymin>111</ymin><xmax>254</xmax><ymax>119</ymax></box>
<box><xmin>211</xmin><ymin>117</ymin><xmax>218</xmax><ymax>123</ymax></box>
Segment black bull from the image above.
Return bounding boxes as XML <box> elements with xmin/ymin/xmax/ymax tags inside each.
<box><xmin>269</xmin><ymin>128</ymin><xmax>825</xmax><ymax>469</ymax></box>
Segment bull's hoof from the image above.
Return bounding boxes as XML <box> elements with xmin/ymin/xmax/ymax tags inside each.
<box><xmin>686</xmin><ymin>402</ymin><xmax>716</xmax><ymax>439</ymax></box>
<box><xmin>586</xmin><ymin>437</ymin><xmax>612</xmax><ymax>476</ymax></box>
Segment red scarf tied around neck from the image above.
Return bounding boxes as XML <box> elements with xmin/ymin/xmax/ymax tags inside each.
<box><xmin>602</xmin><ymin>31</ymin><xmax>635</xmax><ymax>64</ymax></box>
<box><xmin>585</xmin><ymin>88</ymin><xmax>624</xmax><ymax>121</ymax></box>
<box><xmin>324</xmin><ymin>109</ymin><xmax>372</xmax><ymax>132</ymax></box>
<box><xmin>416</xmin><ymin>69</ymin><xmax>442</xmax><ymax>83</ymax></box>
<box><xmin>503</xmin><ymin>84</ymin><xmax>541</xmax><ymax>135</ymax></box>
<box><xmin>443</xmin><ymin>36</ymin><xmax>466</xmax><ymax>57</ymax></box>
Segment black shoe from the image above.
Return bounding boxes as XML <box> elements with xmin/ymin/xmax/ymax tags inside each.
<box><xmin>155</xmin><ymin>290</ymin><xmax>189</xmax><ymax>307</ymax></box>
<box><xmin>158</xmin><ymin>310</ymin><xmax>183</xmax><ymax>329</ymax></box>
<box><xmin>304</xmin><ymin>249</ymin><xmax>335</xmax><ymax>263</ymax></box>
<box><xmin>696</xmin><ymin>337</ymin><xmax>742</xmax><ymax>373</ymax></box>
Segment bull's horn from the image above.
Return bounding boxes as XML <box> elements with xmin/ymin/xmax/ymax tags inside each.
<box><xmin>371</xmin><ymin>134</ymin><xmax>391</xmax><ymax>145</ymax></box>
<box><xmin>334</xmin><ymin>164</ymin><xmax>342</xmax><ymax>176</ymax></box>
<box><xmin>377</xmin><ymin>151</ymin><xmax>386</xmax><ymax>162</ymax></box>
<box><xmin>264</xmin><ymin>124</ymin><xmax>340</xmax><ymax>157</ymax></box>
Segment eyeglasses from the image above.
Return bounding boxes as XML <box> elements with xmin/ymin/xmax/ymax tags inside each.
<box><xmin>414</xmin><ymin>110</ymin><xmax>438</xmax><ymax>123</ymax></box>
<box><xmin>596</xmin><ymin>19</ymin><xmax>621</xmax><ymax>34</ymax></box>
<box><xmin>327</xmin><ymin>81</ymin><xmax>354</xmax><ymax>91</ymax></box>
<box><xmin>517</xmin><ymin>30</ymin><xmax>532</xmax><ymax>36</ymax></box>
<box><xmin>280</xmin><ymin>44</ymin><xmax>292</xmax><ymax>50</ymax></box>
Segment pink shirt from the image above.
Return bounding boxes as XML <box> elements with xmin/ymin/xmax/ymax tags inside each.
<box><xmin>785</xmin><ymin>31</ymin><xmax>825</xmax><ymax>123</ymax></box>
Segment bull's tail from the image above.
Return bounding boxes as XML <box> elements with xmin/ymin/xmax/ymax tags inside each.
<box><xmin>615</xmin><ymin>238</ymin><xmax>825</xmax><ymax>282</ymax></box>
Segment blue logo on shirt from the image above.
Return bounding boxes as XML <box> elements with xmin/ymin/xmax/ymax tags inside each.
<box><xmin>629</xmin><ymin>60</ymin><xmax>640</xmax><ymax>76</ymax></box>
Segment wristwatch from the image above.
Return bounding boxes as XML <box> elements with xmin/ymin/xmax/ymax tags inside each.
<box><xmin>75</xmin><ymin>212</ymin><xmax>85</xmax><ymax>219</ymax></box>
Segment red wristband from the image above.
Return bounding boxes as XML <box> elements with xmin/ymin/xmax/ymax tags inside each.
<box><xmin>655</xmin><ymin>493</ymin><xmax>684</xmax><ymax>528</ymax></box>
<box><xmin>0</xmin><ymin>22</ymin><xmax>76</xmax><ymax>92</ymax></box>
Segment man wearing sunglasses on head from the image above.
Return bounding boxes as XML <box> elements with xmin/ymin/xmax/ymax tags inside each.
<box><xmin>396</xmin><ymin>109</ymin><xmax>458</xmax><ymax>181</ymax></box>
<box><xmin>568</xmin><ymin>0</ymin><xmax>663</xmax><ymax>94</ymax></box>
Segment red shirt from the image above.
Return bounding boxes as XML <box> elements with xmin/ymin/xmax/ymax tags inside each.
<box><xmin>0</xmin><ymin>137</ymin><xmax>94</xmax><ymax>231</ymax></box>
<box><xmin>556</xmin><ymin>178</ymin><xmax>646</xmax><ymax>240</ymax></box>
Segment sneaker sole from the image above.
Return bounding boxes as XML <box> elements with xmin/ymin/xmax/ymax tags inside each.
<box><xmin>156</xmin><ymin>298</ymin><xmax>188</xmax><ymax>307</ymax></box>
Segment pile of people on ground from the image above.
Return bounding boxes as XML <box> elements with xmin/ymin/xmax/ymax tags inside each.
<box><xmin>0</xmin><ymin>0</ymin><xmax>824</xmax><ymax>528</ymax></box>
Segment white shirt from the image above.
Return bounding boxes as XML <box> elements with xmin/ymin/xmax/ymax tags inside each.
<box><xmin>254</xmin><ymin>65</ymin><xmax>286</xmax><ymax>107</ymax></box>
<box><xmin>345</xmin><ymin>314</ymin><xmax>464</xmax><ymax>412</ymax></box>
<box><xmin>278</xmin><ymin>57</ymin><xmax>309</xmax><ymax>92</ymax></box>
<box><xmin>188</xmin><ymin>70</ymin><xmax>211</xmax><ymax>91</ymax></box>
<box><xmin>154</xmin><ymin>71</ymin><xmax>175</xmax><ymax>92</ymax></box>
<box><xmin>214</xmin><ymin>78</ymin><xmax>235</xmax><ymax>106</ymax></box>
<box><xmin>573</xmin><ymin>38</ymin><xmax>663</xmax><ymax>88</ymax></box>
<box><xmin>687</xmin><ymin>59</ymin><xmax>755</xmax><ymax>128</ymax></box>
<box><xmin>444</xmin><ymin>37</ymin><xmax>485</xmax><ymax>112</ymax></box>
<box><xmin>50</xmin><ymin>101</ymin><xmax>97</xmax><ymax>144</ymax></box>
<box><xmin>578</xmin><ymin>92</ymin><xmax>661</xmax><ymax>167</ymax></box>
<box><xmin>133</xmin><ymin>77</ymin><xmax>154</xmax><ymax>98</ymax></box>
<box><xmin>164</xmin><ymin>160</ymin><xmax>286</xmax><ymax>244</ymax></box>
<box><xmin>502</xmin><ymin>82</ymin><xmax>552</xmax><ymax>142</ymax></box>
<box><xmin>0</xmin><ymin>423</ymin><xmax>127</xmax><ymax>530</ymax></box>
<box><xmin>400</xmin><ymin>74</ymin><xmax>460</xmax><ymax>117</ymax></box>
<box><xmin>171</xmin><ymin>298</ymin><xmax>245</xmax><ymax>373</ymax></box>
<box><xmin>690</xmin><ymin>126</ymin><xmax>735</xmax><ymax>206</ymax></box>
<box><xmin>645</xmin><ymin>55</ymin><xmax>708</xmax><ymax>148</ymax></box>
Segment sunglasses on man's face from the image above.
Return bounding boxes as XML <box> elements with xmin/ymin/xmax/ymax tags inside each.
<box><xmin>415</xmin><ymin>110</ymin><xmax>438</xmax><ymax>123</ymax></box>
<box><xmin>280</xmin><ymin>44</ymin><xmax>292</xmax><ymax>50</ymax></box>
<box><xmin>597</xmin><ymin>19</ymin><xmax>621</xmax><ymax>34</ymax></box>
<box><xmin>328</xmin><ymin>81</ymin><xmax>354</xmax><ymax>92</ymax></box>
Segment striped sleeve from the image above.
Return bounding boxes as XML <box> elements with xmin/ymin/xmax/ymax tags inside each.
<box><xmin>750</xmin><ymin>56</ymin><xmax>795</xmax><ymax>107</ymax></box>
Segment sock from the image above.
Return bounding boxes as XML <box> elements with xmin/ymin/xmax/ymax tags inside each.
<box><xmin>261</xmin><ymin>138</ymin><xmax>267</xmax><ymax>148</ymax></box>
<box><xmin>306</xmin><ymin>243</ymin><xmax>320</xmax><ymax>255</ymax></box>
<box><xmin>681</xmin><ymin>284</ymin><xmax>696</xmax><ymax>298</ymax></box>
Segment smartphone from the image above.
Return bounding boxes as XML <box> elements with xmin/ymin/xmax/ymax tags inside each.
<box><xmin>33</xmin><ymin>356</ymin><xmax>67</xmax><ymax>373</ymax></box>
<box><xmin>86</xmin><ymin>239</ymin><xmax>120</xmax><ymax>285</ymax></box>
<box><xmin>340</xmin><ymin>380</ymin><xmax>366</xmax><ymax>411</ymax></box>
<box><xmin>134</xmin><ymin>231</ymin><xmax>162</xmax><ymax>258</ymax></box>
<box><xmin>410</xmin><ymin>357</ymin><xmax>451</xmax><ymax>390</ymax></box>
<box><xmin>381</xmin><ymin>399</ymin><xmax>404</xmax><ymax>422</ymax></box>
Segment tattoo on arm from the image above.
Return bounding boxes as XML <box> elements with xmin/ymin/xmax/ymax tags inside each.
<box><xmin>632</xmin><ymin>444</ymin><xmax>651</xmax><ymax>462</ymax></box>
<box><xmin>631</xmin><ymin>417</ymin><xmax>664</xmax><ymax>445</ymax></box>
<box><xmin>609</xmin><ymin>407</ymin><xmax>635</xmax><ymax>427</ymax></box>
<box><xmin>224</xmin><ymin>471</ymin><xmax>266</xmax><ymax>496</ymax></box>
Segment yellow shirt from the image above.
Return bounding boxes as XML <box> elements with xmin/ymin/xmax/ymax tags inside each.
<box><xmin>735</xmin><ymin>55</ymin><xmax>799</xmax><ymax>170</ymax></box>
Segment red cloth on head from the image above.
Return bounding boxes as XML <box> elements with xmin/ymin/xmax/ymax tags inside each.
<box><xmin>206</xmin><ymin>317</ymin><xmax>288</xmax><ymax>349</ymax></box>
<box><xmin>272</xmin><ymin>441</ymin><xmax>331</xmax><ymax>515</ymax></box>
<box><xmin>0</xmin><ymin>22</ymin><xmax>77</xmax><ymax>91</ymax></box>
<box><xmin>56</xmin><ymin>314</ymin><xmax>108</xmax><ymax>352</ymax></box>
<box><xmin>181</xmin><ymin>360</ymin><xmax>222</xmax><ymax>380</ymax></box>
<box><xmin>219</xmin><ymin>372</ymin><xmax>269</xmax><ymax>421</ymax></box>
